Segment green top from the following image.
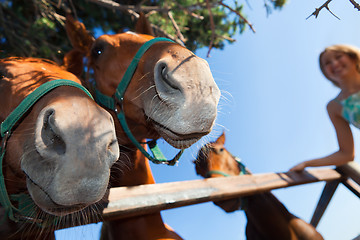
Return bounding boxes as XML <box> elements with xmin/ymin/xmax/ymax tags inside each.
<box><xmin>341</xmin><ymin>92</ymin><xmax>360</xmax><ymax>129</ymax></box>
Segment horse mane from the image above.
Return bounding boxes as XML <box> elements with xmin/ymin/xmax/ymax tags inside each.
<box><xmin>1</xmin><ymin>57</ymin><xmax>58</xmax><ymax>65</ymax></box>
<box><xmin>0</xmin><ymin>57</ymin><xmax>77</xmax><ymax>94</ymax></box>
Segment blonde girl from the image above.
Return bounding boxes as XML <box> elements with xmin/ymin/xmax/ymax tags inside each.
<box><xmin>290</xmin><ymin>44</ymin><xmax>360</xmax><ymax>171</ymax></box>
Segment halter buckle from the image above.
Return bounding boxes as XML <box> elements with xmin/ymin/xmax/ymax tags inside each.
<box><xmin>113</xmin><ymin>96</ymin><xmax>124</xmax><ymax>113</ymax></box>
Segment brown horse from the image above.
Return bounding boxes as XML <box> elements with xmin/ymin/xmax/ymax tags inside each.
<box><xmin>64</xmin><ymin>14</ymin><xmax>220</xmax><ymax>240</ymax></box>
<box><xmin>194</xmin><ymin>132</ymin><xmax>324</xmax><ymax>240</ymax></box>
<box><xmin>0</xmin><ymin>58</ymin><xmax>119</xmax><ymax>239</ymax></box>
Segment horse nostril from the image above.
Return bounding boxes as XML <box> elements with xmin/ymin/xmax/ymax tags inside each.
<box><xmin>107</xmin><ymin>139</ymin><xmax>118</xmax><ymax>152</ymax></box>
<box><xmin>41</xmin><ymin>108</ymin><xmax>66</xmax><ymax>155</ymax></box>
<box><xmin>161</xmin><ymin>65</ymin><xmax>178</xmax><ymax>89</ymax></box>
<box><xmin>155</xmin><ymin>61</ymin><xmax>181</xmax><ymax>95</ymax></box>
<box><xmin>106</xmin><ymin>138</ymin><xmax>119</xmax><ymax>165</ymax></box>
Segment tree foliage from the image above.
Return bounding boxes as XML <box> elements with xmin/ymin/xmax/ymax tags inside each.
<box><xmin>0</xmin><ymin>0</ymin><xmax>287</xmax><ymax>62</ymax></box>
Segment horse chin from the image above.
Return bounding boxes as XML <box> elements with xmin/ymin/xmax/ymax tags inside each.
<box><xmin>150</xmin><ymin>120</ymin><xmax>205</xmax><ymax>149</ymax></box>
<box><xmin>26</xmin><ymin>178</ymin><xmax>87</xmax><ymax>217</ymax></box>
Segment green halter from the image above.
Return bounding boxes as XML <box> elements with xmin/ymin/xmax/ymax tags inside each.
<box><xmin>94</xmin><ymin>37</ymin><xmax>184</xmax><ymax>166</ymax></box>
<box><xmin>206</xmin><ymin>156</ymin><xmax>248</xmax><ymax>178</ymax></box>
<box><xmin>0</xmin><ymin>79</ymin><xmax>92</xmax><ymax>223</ymax></box>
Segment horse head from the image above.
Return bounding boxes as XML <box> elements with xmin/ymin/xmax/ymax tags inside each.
<box><xmin>194</xmin><ymin>132</ymin><xmax>247</xmax><ymax>212</ymax></box>
<box><xmin>194</xmin><ymin>132</ymin><xmax>245</xmax><ymax>178</ymax></box>
<box><xmin>0</xmin><ymin>58</ymin><xmax>119</xmax><ymax>223</ymax></box>
<box><xmin>194</xmin><ymin>132</ymin><xmax>324</xmax><ymax>240</ymax></box>
<box><xmin>64</xmin><ymin>15</ymin><xmax>221</xmax><ymax>152</ymax></box>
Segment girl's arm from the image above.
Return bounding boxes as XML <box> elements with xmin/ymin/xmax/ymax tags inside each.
<box><xmin>290</xmin><ymin>100</ymin><xmax>354</xmax><ymax>171</ymax></box>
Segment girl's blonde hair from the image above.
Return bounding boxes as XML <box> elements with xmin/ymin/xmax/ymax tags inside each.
<box><xmin>319</xmin><ymin>44</ymin><xmax>360</xmax><ymax>87</ymax></box>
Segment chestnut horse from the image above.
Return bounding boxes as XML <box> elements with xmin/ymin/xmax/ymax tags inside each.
<box><xmin>194</xmin><ymin>132</ymin><xmax>324</xmax><ymax>240</ymax></box>
<box><xmin>0</xmin><ymin>58</ymin><xmax>119</xmax><ymax>239</ymax></box>
<box><xmin>64</xmin><ymin>15</ymin><xmax>220</xmax><ymax>240</ymax></box>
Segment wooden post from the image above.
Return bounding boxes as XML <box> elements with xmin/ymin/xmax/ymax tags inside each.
<box><xmin>310</xmin><ymin>162</ymin><xmax>360</xmax><ymax>228</ymax></box>
<box><xmin>310</xmin><ymin>180</ymin><xmax>340</xmax><ymax>228</ymax></box>
<box><xmin>103</xmin><ymin>168</ymin><xmax>341</xmax><ymax>220</ymax></box>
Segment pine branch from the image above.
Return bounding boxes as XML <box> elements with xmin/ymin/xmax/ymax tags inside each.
<box><xmin>206</xmin><ymin>0</ymin><xmax>216</xmax><ymax>58</ymax></box>
<box><xmin>306</xmin><ymin>0</ymin><xmax>340</xmax><ymax>20</ymax></box>
<box><xmin>83</xmin><ymin>0</ymin><xmax>203</xmax><ymax>45</ymax></box>
<box><xmin>219</xmin><ymin>1</ymin><xmax>256</xmax><ymax>33</ymax></box>
<box><xmin>167</xmin><ymin>11</ymin><xmax>186</xmax><ymax>43</ymax></box>
<box><xmin>216</xmin><ymin>34</ymin><xmax>236</xmax><ymax>42</ymax></box>
<box><xmin>85</xmin><ymin>0</ymin><xmax>140</xmax><ymax>18</ymax></box>
<box><xmin>349</xmin><ymin>0</ymin><xmax>360</xmax><ymax>11</ymax></box>
<box><xmin>0</xmin><ymin>6</ymin><xmax>32</xmax><ymax>56</ymax></box>
<box><xmin>86</xmin><ymin>0</ymin><xmax>205</xmax><ymax>20</ymax></box>
<box><xmin>149</xmin><ymin>23</ymin><xmax>184</xmax><ymax>46</ymax></box>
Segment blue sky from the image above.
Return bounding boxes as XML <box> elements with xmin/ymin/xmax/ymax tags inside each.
<box><xmin>56</xmin><ymin>1</ymin><xmax>360</xmax><ymax>239</ymax></box>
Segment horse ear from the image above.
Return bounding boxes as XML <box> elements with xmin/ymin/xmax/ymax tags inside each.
<box><xmin>63</xmin><ymin>49</ymin><xmax>86</xmax><ymax>79</ymax></box>
<box><xmin>135</xmin><ymin>12</ymin><xmax>155</xmax><ymax>36</ymax></box>
<box><xmin>65</xmin><ymin>14</ymin><xmax>95</xmax><ymax>53</ymax></box>
<box><xmin>216</xmin><ymin>131</ymin><xmax>226</xmax><ymax>145</ymax></box>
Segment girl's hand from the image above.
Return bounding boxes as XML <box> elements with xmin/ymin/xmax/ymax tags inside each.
<box><xmin>289</xmin><ymin>162</ymin><xmax>307</xmax><ymax>172</ymax></box>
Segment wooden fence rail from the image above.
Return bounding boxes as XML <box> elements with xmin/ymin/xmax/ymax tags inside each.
<box><xmin>5</xmin><ymin>165</ymin><xmax>358</xmax><ymax>238</ymax></box>
<box><xmin>103</xmin><ymin>168</ymin><xmax>342</xmax><ymax>221</ymax></box>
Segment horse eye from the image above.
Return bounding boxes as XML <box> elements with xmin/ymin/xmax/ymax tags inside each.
<box><xmin>92</xmin><ymin>47</ymin><xmax>102</xmax><ymax>58</ymax></box>
<box><xmin>91</xmin><ymin>43</ymin><xmax>105</xmax><ymax>59</ymax></box>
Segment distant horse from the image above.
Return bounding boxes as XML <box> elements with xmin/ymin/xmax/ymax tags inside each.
<box><xmin>64</xmin><ymin>14</ymin><xmax>220</xmax><ymax>240</ymax></box>
<box><xmin>194</xmin><ymin>132</ymin><xmax>324</xmax><ymax>240</ymax></box>
<box><xmin>0</xmin><ymin>58</ymin><xmax>119</xmax><ymax>239</ymax></box>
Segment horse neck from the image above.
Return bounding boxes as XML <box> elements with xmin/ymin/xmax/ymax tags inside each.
<box><xmin>247</xmin><ymin>192</ymin><xmax>293</xmax><ymax>219</ymax></box>
<box><xmin>102</xmin><ymin>214</ymin><xmax>182</xmax><ymax>240</ymax></box>
<box><xmin>230</xmin><ymin>162</ymin><xmax>296</xmax><ymax>238</ymax></box>
<box><xmin>245</xmin><ymin>192</ymin><xmax>297</xmax><ymax>239</ymax></box>
<box><xmin>105</xmin><ymin>141</ymin><xmax>183</xmax><ymax>240</ymax></box>
<box><xmin>245</xmin><ymin>192</ymin><xmax>323</xmax><ymax>240</ymax></box>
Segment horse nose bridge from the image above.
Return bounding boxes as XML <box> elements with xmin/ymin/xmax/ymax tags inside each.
<box><xmin>35</xmin><ymin>101</ymin><xmax>119</xmax><ymax>164</ymax></box>
<box><xmin>154</xmin><ymin>56</ymin><xmax>220</xmax><ymax>105</ymax></box>
<box><xmin>62</xmin><ymin>117</ymin><xmax>119</xmax><ymax>168</ymax></box>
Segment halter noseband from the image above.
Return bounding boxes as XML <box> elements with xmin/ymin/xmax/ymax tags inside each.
<box><xmin>0</xmin><ymin>79</ymin><xmax>92</xmax><ymax>223</ymax></box>
<box><xmin>94</xmin><ymin>37</ymin><xmax>184</xmax><ymax>166</ymax></box>
<box><xmin>206</xmin><ymin>155</ymin><xmax>248</xmax><ymax>178</ymax></box>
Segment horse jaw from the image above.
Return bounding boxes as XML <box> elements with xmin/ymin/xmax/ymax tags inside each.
<box><xmin>143</xmin><ymin>48</ymin><xmax>220</xmax><ymax>149</ymax></box>
<box><xmin>21</xmin><ymin>93</ymin><xmax>119</xmax><ymax>216</ymax></box>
